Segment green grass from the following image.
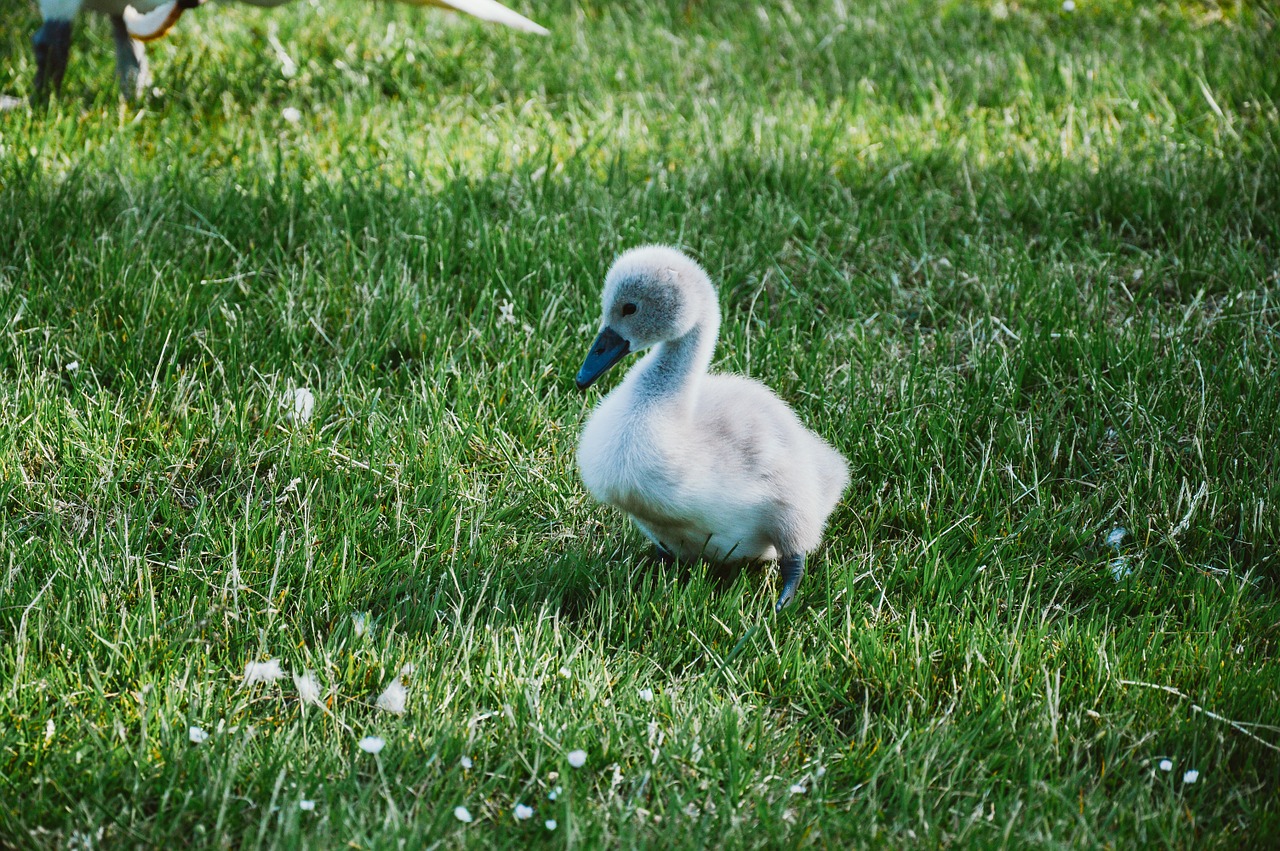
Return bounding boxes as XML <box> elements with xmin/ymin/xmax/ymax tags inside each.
<box><xmin>2</xmin><ymin>0</ymin><xmax>1279</xmax><ymax>846</ymax></box>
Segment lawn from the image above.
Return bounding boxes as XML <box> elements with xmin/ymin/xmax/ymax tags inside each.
<box><xmin>1</xmin><ymin>0</ymin><xmax>1278</xmax><ymax>847</ymax></box>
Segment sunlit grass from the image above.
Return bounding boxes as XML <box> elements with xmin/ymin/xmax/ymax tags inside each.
<box><xmin>1</xmin><ymin>0</ymin><xmax>1278</xmax><ymax>847</ymax></box>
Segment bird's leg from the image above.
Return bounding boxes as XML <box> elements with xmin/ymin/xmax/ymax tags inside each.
<box><xmin>110</xmin><ymin>15</ymin><xmax>149</xmax><ymax>100</ymax></box>
<box><xmin>650</xmin><ymin>543</ymin><xmax>676</xmax><ymax>565</ymax></box>
<box><xmin>32</xmin><ymin>18</ymin><xmax>73</xmax><ymax>102</ymax></box>
<box><xmin>775</xmin><ymin>553</ymin><xmax>805</xmax><ymax>613</ymax></box>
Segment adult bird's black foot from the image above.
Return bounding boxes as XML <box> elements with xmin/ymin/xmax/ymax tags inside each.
<box><xmin>775</xmin><ymin>553</ymin><xmax>805</xmax><ymax>613</ymax></box>
<box><xmin>32</xmin><ymin>20</ymin><xmax>73</xmax><ymax>102</ymax></box>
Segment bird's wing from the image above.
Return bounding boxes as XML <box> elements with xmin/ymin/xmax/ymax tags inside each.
<box><xmin>401</xmin><ymin>0</ymin><xmax>549</xmax><ymax>35</ymax></box>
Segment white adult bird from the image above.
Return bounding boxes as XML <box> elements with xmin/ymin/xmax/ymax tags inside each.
<box><xmin>32</xmin><ymin>0</ymin><xmax>548</xmax><ymax>101</ymax></box>
<box><xmin>575</xmin><ymin>246</ymin><xmax>850</xmax><ymax>612</ymax></box>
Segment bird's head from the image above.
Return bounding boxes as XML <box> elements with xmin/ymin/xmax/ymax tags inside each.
<box><xmin>575</xmin><ymin>245</ymin><xmax>717</xmax><ymax>390</ymax></box>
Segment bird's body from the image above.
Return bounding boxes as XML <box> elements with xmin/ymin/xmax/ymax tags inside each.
<box><xmin>63</xmin><ymin>0</ymin><xmax>164</xmax><ymax>17</ymax></box>
<box><xmin>32</xmin><ymin>0</ymin><xmax>547</xmax><ymax>101</ymax></box>
<box><xmin>579</xmin><ymin>366</ymin><xmax>847</xmax><ymax>566</ymax></box>
<box><xmin>575</xmin><ymin>246</ymin><xmax>849</xmax><ymax>611</ymax></box>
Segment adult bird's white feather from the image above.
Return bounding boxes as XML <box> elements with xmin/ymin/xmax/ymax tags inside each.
<box><xmin>407</xmin><ymin>0</ymin><xmax>550</xmax><ymax>35</ymax></box>
<box><xmin>121</xmin><ymin>2</ymin><xmax>184</xmax><ymax>41</ymax></box>
<box><xmin>574</xmin><ymin>246</ymin><xmax>850</xmax><ymax>611</ymax></box>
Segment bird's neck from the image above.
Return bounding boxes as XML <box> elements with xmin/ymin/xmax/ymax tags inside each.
<box><xmin>627</xmin><ymin>317</ymin><xmax>719</xmax><ymax>411</ymax></box>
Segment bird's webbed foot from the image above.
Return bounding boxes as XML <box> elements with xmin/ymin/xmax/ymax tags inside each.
<box><xmin>775</xmin><ymin>553</ymin><xmax>805</xmax><ymax>613</ymax></box>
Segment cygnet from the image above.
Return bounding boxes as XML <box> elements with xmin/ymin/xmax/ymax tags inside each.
<box><xmin>575</xmin><ymin>245</ymin><xmax>849</xmax><ymax>612</ymax></box>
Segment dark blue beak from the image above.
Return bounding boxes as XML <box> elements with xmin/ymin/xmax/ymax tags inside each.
<box><xmin>575</xmin><ymin>327</ymin><xmax>630</xmax><ymax>390</ymax></box>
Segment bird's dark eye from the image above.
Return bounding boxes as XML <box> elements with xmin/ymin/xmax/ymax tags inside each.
<box><xmin>621</xmin><ymin>303</ymin><xmax>637</xmax><ymax>316</ymax></box>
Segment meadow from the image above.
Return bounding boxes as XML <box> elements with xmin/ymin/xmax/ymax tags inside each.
<box><xmin>1</xmin><ymin>0</ymin><xmax>1278</xmax><ymax>847</ymax></box>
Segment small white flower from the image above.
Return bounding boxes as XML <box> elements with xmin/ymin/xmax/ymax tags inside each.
<box><xmin>1183</xmin><ymin>769</ymin><xmax>1199</xmax><ymax>784</ymax></box>
<box><xmin>815</xmin><ymin>765</ymin><xmax>827</xmax><ymax>778</ymax></box>
<box><xmin>293</xmin><ymin>671</ymin><xmax>323</xmax><ymax>706</ymax></box>
<box><xmin>1110</xmin><ymin>555</ymin><xmax>1133</xmax><ymax>580</ymax></box>
<box><xmin>498</xmin><ymin>299</ymin><xmax>517</xmax><ymax>325</ymax></box>
<box><xmin>789</xmin><ymin>783</ymin><xmax>807</xmax><ymax>795</ymax></box>
<box><xmin>352</xmin><ymin>612</ymin><xmax>370</xmax><ymax>638</ymax></box>
<box><xmin>454</xmin><ymin>805</ymin><xmax>473</xmax><ymax>823</ymax></box>
<box><xmin>281</xmin><ymin>387</ymin><xmax>315</xmax><ymax>425</ymax></box>
<box><xmin>67</xmin><ymin>829</ymin><xmax>102</xmax><ymax>849</ymax></box>
<box><xmin>376</xmin><ymin>677</ymin><xmax>408</xmax><ymax>715</ymax></box>
<box><xmin>66</xmin><ymin>361</ymin><xmax>79</xmax><ymax>373</ymax></box>
<box><xmin>558</xmin><ymin>667</ymin><xmax>571</xmax><ymax>678</ymax></box>
<box><xmin>242</xmin><ymin>659</ymin><xmax>285</xmax><ymax>686</ymax></box>
<box><xmin>44</xmin><ymin>718</ymin><xmax>55</xmax><ymax>743</ymax></box>
<box><xmin>544</xmin><ymin>819</ymin><xmax>557</xmax><ymax>830</ymax></box>
<box><xmin>1104</xmin><ymin>527</ymin><xmax>1126</xmax><ymax>549</ymax></box>
<box><xmin>358</xmin><ymin>736</ymin><xmax>385</xmax><ymax>754</ymax></box>
<box><xmin>299</xmin><ymin>799</ymin><xmax>315</xmax><ymax>811</ymax></box>
<box><xmin>1159</xmin><ymin>759</ymin><xmax>1173</xmax><ymax>771</ymax></box>
<box><xmin>460</xmin><ymin>756</ymin><xmax>473</xmax><ymax>770</ymax></box>
<box><xmin>567</xmin><ymin>749</ymin><xmax>587</xmax><ymax>768</ymax></box>
<box><xmin>548</xmin><ymin>785</ymin><xmax>561</xmax><ymax>800</ymax></box>
<box><xmin>189</xmin><ymin>726</ymin><xmax>209</xmax><ymax>744</ymax></box>
<box><xmin>514</xmin><ymin>804</ymin><xmax>534</xmax><ymax>821</ymax></box>
<box><xmin>1062</xmin><ymin>0</ymin><xmax>1076</xmax><ymax>10</ymax></box>
<box><xmin>639</xmin><ymin>688</ymin><xmax>654</xmax><ymax>702</ymax></box>
<box><xmin>282</xmin><ymin>106</ymin><xmax>302</xmax><ymax>123</ymax></box>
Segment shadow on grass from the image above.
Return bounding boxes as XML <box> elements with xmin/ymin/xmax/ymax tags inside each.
<box><xmin>2</xmin><ymin>139</ymin><xmax>1278</xmax><ymax>644</ymax></box>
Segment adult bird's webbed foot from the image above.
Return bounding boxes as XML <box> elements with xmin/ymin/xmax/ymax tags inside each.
<box><xmin>32</xmin><ymin>20</ymin><xmax>73</xmax><ymax>102</ymax></box>
<box><xmin>775</xmin><ymin>553</ymin><xmax>805</xmax><ymax>613</ymax></box>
